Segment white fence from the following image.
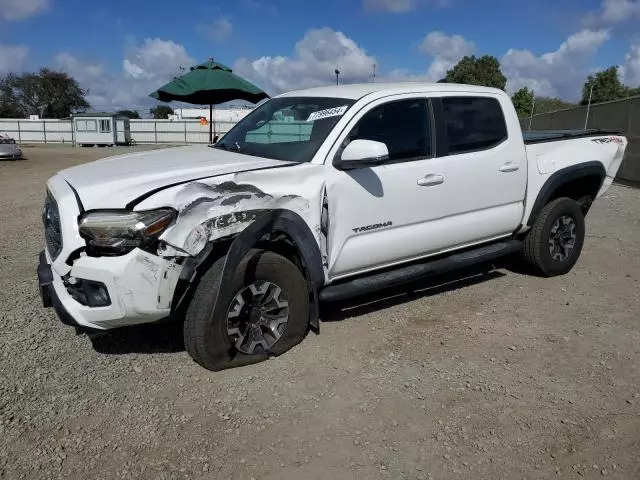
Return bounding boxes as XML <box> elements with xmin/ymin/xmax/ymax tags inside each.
<box><xmin>0</xmin><ymin>118</ymin><xmax>239</xmax><ymax>145</ymax></box>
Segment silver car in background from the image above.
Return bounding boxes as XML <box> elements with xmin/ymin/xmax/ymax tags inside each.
<box><xmin>0</xmin><ymin>135</ymin><xmax>23</xmax><ymax>160</ymax></box>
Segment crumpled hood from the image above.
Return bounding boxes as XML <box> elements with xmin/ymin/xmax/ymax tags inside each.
<box><xmin>58</xmin><ymin>145</ymin><xmax>294</xmax><ymax>209</ymax></box>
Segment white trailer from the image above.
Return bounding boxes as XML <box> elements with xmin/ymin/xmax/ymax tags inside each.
<box><xmin>72</xmin><ymin>114</ymin><xmax>131</xmax><ymax>147</ymax></box>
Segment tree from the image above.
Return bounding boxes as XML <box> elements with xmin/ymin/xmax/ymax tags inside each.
<box><xmin>0</xmin><ymin>74</ymin><xmax>23</xmax><ymax>117</ymax></box>
<box><xmin>0</xmin><ymin>69</ymin><xmax>90</xmax><ymax>118</ymax></box>
<box><xmin>511</xmin><ymin>87</ymin><xmax>535</xmax><ymax>118</ymax></box>
<box><xmin>534</xmin><ymin>97</ymin><xmax>576</xmax><ymax>115</ymax></box>
<box><xmin>116</xmin><ymin>109</ymin><xmax>141</xmax><ymax>119</ymax></box>
<box><xmin>581</xmin><ymin>66</ymin><xmax>629</xmax><ymax>105</ymax></box>
<box><xmin>444</xmin><ymin>55</ymin><xmax>507</xmax><ymax>90</ymax></box>
<box><xmin>150</xmin><ymin>105</ymin><xmax>174</xmax><ymax>119</ymax></box>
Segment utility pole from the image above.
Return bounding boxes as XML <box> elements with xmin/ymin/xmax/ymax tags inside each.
<box><xmin>584</xmin><ymin>83</ymin><xmax>594</xmax><ymax>130</ymax></box>
<box><xmin>335</xmin><ymin>69</ymin><xmax>340</xmax><ymax>85</ymax></box>
<box><xmin>371</xmin><ymin>64</ymin><xmax>376</xmax><ymax>83</ymax></box>
<box><xmin>178</xmin><ymin>66</ymin><xmax>186</xmax><ymax>117</ymax></box>
<box><xmin>528</xmin><ymin>91</ymin><xmax>536</xmax><ymax>131</ymax></box>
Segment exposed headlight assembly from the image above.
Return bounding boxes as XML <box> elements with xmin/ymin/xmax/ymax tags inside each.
<box><xmin>78</xmin><ymin>208</ymin><xmax>176</xmax><ymax>255</ymax></box>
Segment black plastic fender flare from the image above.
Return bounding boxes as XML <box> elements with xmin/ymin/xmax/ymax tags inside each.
<box><xmin>526</xmin><ymin>161</ymin><xmax>606</xmax><ymax>226</ymax></box>
<box><xmin>174</xmin><ymin>209</ymin><xmax>324</xmax><ymax>332</ymax></box>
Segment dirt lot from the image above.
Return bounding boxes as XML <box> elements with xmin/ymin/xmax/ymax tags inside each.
<box><xmin>1</xmin><ymin>144</ymin><xmax>639</xmax><ymax>480</ymax></box>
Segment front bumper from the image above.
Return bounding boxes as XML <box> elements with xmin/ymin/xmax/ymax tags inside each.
<box><xmin>37</xmin><ymin>247</ymin><xmax>184</xmax><ymax>331</ymax></box>
<box><xmin>38</xmin><ymin>174</ymin><xmax>185</xmax><ymax>331</ymax></box>
<box><xmin>37</xmin><ymin>251</ymin><xmax>80</xmax><ymax>328</ymax></box>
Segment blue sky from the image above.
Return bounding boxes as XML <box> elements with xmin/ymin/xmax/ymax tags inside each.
<box><xmin>1</xmin><ymin>0</ymin><xmax>639</xmax><ymax>111</ymax></box>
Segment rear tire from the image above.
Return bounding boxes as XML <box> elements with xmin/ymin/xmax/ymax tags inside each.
<box><xmin>183</xmin><ymin>249</ymin><xmax>309</xmax><ymax>371</ymax></box>
<box><xmin>522</xmin><ymin>197</ymin><xmax>585</xmax><ymax>277</ymax></box>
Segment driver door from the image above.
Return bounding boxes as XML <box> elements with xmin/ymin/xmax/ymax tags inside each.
<box><xmin>325</xmin><ymin>95</ymin><xmax>442</xmax><ymax>278</ymax></box>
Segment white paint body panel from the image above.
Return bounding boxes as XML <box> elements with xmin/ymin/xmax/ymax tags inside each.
<box><xmin>57</xmin><ymin>145</ymin><xmax>295</xmax><ymax>209</ymax></box>
<box><xmin>325</xmin><ymin>91</ymin><xmax>527</xmax><ymax>277</ymax></box>
<box><xmin>521</xmin><ymin>136</ymin><xmax>628</xmax><ymax>231</ymax></box>
<box><xmin>41</xmin><ymin>82</ymin><xmax>628</xmax><ymax>329</ymax></box>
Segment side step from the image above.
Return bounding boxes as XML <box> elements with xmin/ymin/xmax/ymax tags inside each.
<box><xmin>319</xmin><ymin>239</ymin><xmax>522</xmax><ymax>302</ymax></box>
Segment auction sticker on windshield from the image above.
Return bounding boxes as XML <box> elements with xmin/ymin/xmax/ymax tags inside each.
<box><xmin>306</xmin><ymin>105</ymin><xmax>349</xmax><ymax>122</ymax></box>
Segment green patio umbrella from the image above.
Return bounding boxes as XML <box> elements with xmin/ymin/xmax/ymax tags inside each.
<box><xmin>149</xmin><ymin>59</ymin><xmax>270</xmax><ymax>143</ymax></box>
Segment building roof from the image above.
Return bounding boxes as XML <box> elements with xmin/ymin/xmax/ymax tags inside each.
<box><xmin>276</xmin><ymin>82</ymin><xmax>505</xmax><ymax>100</ymax></box>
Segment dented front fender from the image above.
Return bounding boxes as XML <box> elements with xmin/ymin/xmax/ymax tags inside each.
<box><xmin>158</xmin><ymin>180</ymin><xmax>311</xmax><ymax>257</ymax></box>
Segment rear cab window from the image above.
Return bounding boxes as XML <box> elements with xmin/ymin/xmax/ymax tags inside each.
<box><xmin>441</xmin><ymin>97</ymin><xmax>508</xmax><ymax>154</ymax></box>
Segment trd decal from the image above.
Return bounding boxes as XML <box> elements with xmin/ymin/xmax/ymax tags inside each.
<box><xmin>353</xmin><ymin>221</ymin><xmax>393</xmax><ymax>233</ymax></box>
<box><xmin>591</xmin><ymin>137</ymin><xmax>623</xmax><ymax>145</ymax></box>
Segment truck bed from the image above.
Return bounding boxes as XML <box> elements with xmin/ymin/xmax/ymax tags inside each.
<box><xmin>522</xmin><ymin>129</ymin><xmax>620</xmax><ymax>144</ymax></box>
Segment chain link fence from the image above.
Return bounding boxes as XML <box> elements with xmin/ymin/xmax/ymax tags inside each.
<box><xmin>519</xmin><ymin>96</ymin><xmax>640</xmax><ymax>184</ymax></box>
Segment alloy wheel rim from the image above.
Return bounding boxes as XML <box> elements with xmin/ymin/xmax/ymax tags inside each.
<box><xmin>548</xmin><ymin>215</ymin><xmax>577</xmax><ymax>262</ymax></box>
<box><xmin>226</xmin><ymin>281</ymin><xmax>290</xmax><ymax>354</ymax></box>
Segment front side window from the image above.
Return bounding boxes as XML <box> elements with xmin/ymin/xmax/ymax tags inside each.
<box><xmin>76</xmin><ymin>119</ymin><xmax>97</xmax><ymax>132</ymax></box>
<box><xmin>442</xmin><ymin>97</ymin><xmax>507</xmax><ymax>154</ymax></box>
<box><xmin>347</xmin><ymin>99</ymin><xmax>431</xmax><ymax>161</ymax></box>
<box><xmin>215</xmin><ymin>96</ymin><xmax>355</xmax><ymax>163</ymax></box>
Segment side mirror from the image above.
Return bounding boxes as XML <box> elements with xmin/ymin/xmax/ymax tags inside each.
<box><xmin>336</xmin><ymin>139</ymin><xmax>389</xmax><ymax>170</ymax></box>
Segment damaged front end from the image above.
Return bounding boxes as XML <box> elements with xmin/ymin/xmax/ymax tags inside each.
<box><xmin>158</xmin><ymin>180</ymin><xmax>309</xmax><ymax>257</ymax></box>
<box><xmin>157</xmin><ymin>179</ymin><xmax>324</xmax><ymax>332</ymax></box>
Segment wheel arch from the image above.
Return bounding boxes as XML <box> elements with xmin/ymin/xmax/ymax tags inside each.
<box><xmin>172</xmin><ymin>209</ymin><xmax>324</xmax><ymax>331</ymax></box>
<box><xmin>526</xmin><ymin>161</ymin><xmax>606</xmax><ymax>226</ymax></box>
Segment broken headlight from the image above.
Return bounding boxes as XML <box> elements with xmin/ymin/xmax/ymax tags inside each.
<box><xmin>78</xmin><ymin>208</ymin><xmax>176</xmax><ymax>255</ymax></box>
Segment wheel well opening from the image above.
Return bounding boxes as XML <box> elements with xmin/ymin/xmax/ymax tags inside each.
<box><xmin>549</xmin><ymin>174</ymin><xmax>603</xmax><ymax>204</ymax></box>
<box><xmin>255</xmin><ymin>231</ymin><xmax>306</xmax><ymax>275</ymax></box>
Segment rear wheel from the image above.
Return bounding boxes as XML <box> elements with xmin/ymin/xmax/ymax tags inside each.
<box><xmin>522</xmin><ymin>197</ymin><xmax>585</xmax><ymax>277</ymax></box>
<box><xmin>183</xmin><ymin>249</ymin><xmax>309</xmax><ymax>371</ymax></box>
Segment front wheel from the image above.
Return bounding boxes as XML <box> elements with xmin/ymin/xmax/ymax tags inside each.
<box><xmin>522</xmin><ymin>197</ymin><xmax>586</xmax><ymax>277</ymax></box>
<box><xmin>183</xmin><ymin>249</ymin><xmax>310</xmax><ymax>371</ymax></box>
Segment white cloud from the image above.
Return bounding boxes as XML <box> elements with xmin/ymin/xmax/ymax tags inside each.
<box><xmin>502</xmin><ymin>29</ymin><xmax>611</xmax><ymax>99</ymax></box>
<box><xmin>620</xmin><ymin>42</ymin><xmax>640</xmax><ymax>86</ymax></box>
<box><xmin>197</xmin><ymin>17</ymin><xmax>234</xmax><ymax>42</ymax></box>
<box><xmin>0</xmin><ymin>44</ymin><xmax>28</xmax><ymax>73</ymax></box>
<box><xmin>54</xmin><ymin>53</ymin><xmax>107</xmax><ymax>107</ymax></box>
<box><xmin>234</xmin><ymin>28</ymin><xmax>377</xmax><ymax>94</ymax></box>
<box><xmin>364</xmin><ymin>0</ymin><xmax>415</xmax><ymax>12</ymax></box>
<box><xmin>384</xmin><ymin>32</ymin><xmax>474</xmax><ymax>83</ymax></box>
<box><xmin>55</xmin><ymin>53</ymin><xmax>104</xmax><ymax>81</ymax></box>
<box><xmin>363</xmin><ymin>0</ymin><xmax>450</xmax><ymax>12</ymax></box>
<box><xmin>419</xmin><ymin>31</ymin><xmax>475</xmax><ymax>80</ymax></box>
<box><xmin>122</xmin><ymin>38</ymin><xmax>194</xmax><ymax>80</ymax></box>
<box><xmin>583</xmin><ymin>0</ymin><xmax>640</xmax><ymax>27</ymax></box>
<box><xmin>0</xmin><ymin>0</ymin><xmax>50</xmax><ymax>20</ymax></box>
<box><xmin>54</xmin><ymin>38</ymin><xmax>195</xmax><ymax>112</ymax></box>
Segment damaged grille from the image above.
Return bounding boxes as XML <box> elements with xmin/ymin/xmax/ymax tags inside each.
<box><xmin>43</xmin><ymin>190</ymin><xmax>62</xmax><ymax>260</ymax></box>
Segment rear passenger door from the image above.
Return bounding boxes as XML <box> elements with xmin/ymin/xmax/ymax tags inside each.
<box><xmin>428</xmin><ymin>95</ymin><xmax>527</xmax><ymax>243</ymax></box>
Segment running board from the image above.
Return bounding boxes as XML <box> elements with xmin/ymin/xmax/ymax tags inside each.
<box><xmin>319</xmin><ymin>239</ymin><xmax>522</xmax><ymax>302</ymax></box>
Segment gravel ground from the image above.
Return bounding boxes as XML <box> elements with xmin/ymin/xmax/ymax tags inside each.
<box><xmin>1</xmin><ymin>145</ymin><xmax>639</xmax><ymax>480</ymax></box>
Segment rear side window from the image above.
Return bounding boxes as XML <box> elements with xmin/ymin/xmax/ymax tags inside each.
<box><xmin>442</xmin><ymin>97</ymin><xmax>507</xmax><ymax>154</ymax></box>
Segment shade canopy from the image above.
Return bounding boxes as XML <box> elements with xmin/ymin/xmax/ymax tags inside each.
<box><xmin>149</xmin><ymin>60</ymin><xmax>269</xmax><ymax>105</ymax></box>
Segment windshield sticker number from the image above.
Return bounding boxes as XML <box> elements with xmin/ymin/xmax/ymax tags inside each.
<box><xmin>306</xmin><ymin>105</ymin><xmax>349</xmax><ymax>122</ymax></box>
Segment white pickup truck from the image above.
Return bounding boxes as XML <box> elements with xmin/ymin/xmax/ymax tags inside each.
<box><xmin>38</xmin><ymin>82</ymin><xmax>628</xmax><ymax>370</ymax></box>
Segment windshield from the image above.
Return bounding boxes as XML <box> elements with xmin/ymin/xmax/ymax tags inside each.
<box><xmin>214</xmin><ymin>96</ymin><xmax>355</xmax><ymax>163</ymax></box>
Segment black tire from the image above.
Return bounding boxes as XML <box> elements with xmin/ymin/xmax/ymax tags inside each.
<box><xmin>183</xmin><ymin>249</ymin><xmax>309</xmax><ymax>371</ymax></box>
<box><xmin>522</xmin><ymin>197</ymin><xmax>585</xmax><ymax>277</ymax></box>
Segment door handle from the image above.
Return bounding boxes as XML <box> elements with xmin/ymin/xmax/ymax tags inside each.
<box><xmin>417</xmin><ymin>174</ymin><xmax>444</xmax><ymax>186</ymax></box>
<box><xmin>499</xmin><ymin>162</ymin><xmax>520</xmax><ymax>173</ymax></box>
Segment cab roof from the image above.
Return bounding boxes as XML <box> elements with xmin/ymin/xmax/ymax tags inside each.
<box><xmin>276</xmin><ymin>82</ymin><xmax>506</xmax><ymax>101</ymax></box>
